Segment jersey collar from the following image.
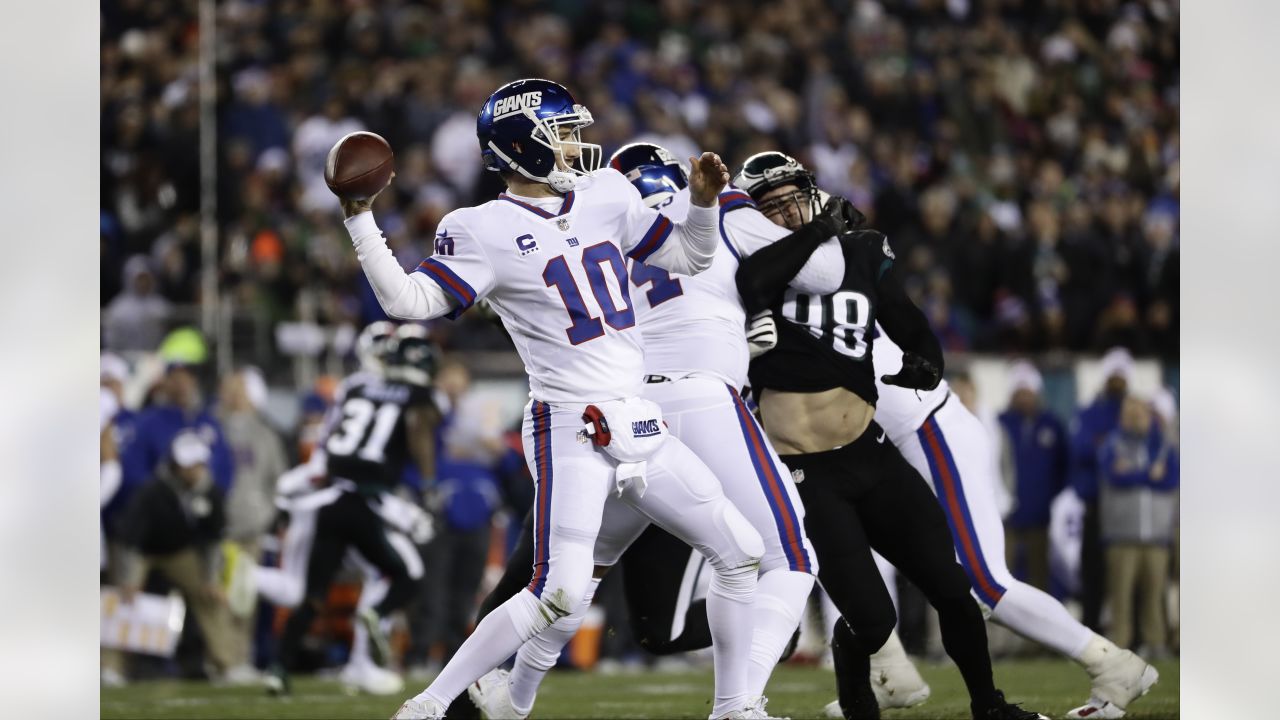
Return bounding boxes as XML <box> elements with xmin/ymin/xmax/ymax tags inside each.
<box><xmin>498</xmin><ymin>190</ymin><xmax>575</xmax><ymax>219</ymax></box>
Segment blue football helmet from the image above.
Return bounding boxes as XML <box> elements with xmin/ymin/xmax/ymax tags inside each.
<box><xmin>608</xmin><ymin>142</ymin><xmax>689</xmax><ymax>208</ymax></box>
<box><xmin>477</xmin><ymin>79</ymin><xmax>602</xmax><ymax>193</ymax></box>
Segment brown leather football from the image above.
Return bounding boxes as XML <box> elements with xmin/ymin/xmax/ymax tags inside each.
<box><xmin>324</xmin><ymin>131</ymin><xmax>395</xmax><ymax>200</ymax></box>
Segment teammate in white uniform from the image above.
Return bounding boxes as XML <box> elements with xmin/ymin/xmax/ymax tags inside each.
<box><xmin>340</xmin><ymin>79</ymin><xmax>766</xmax><ymax>720</ymax></box>
<box><xmin>851</xmin><ymin>328</ymin><xmax>1158</xmax><ymax>719</ymax></box>
<box><xmin>465</xmin><ymin>143</ymin><xmax>846</xmax><ymax>719</ymax></box>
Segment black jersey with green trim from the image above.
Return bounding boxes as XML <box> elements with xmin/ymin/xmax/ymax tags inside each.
<box><xmin>747</xmin><ymin>229</ymin><xmax>899</xmax><ymax>404</ymax></box>
<box><xmin>324</xmin><ymin>374</ymin><xmax>435</xmax><ymax>492</ymax></box>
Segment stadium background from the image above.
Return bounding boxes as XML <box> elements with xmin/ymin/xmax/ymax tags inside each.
<box><xmin>99</xmin><ymin>0</ymin><xmax>1180</xmax><ymax>716</ymax></box>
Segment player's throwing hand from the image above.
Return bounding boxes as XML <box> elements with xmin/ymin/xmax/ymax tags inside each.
<box><xmin>688</xmin><ymin>152</ymin><xmax>730</xmax><ymax>207</ymax></box>
<box><xmin>340</xmin><ymin>173</ymin><xmax>395</xmax><ymax>219</ymax></box>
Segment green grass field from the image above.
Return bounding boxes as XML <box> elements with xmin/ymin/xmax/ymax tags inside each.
<box><xmin>101</xmin><ymin>658</ymin><xmax>1179</xmax><ymax>719</ymax></box>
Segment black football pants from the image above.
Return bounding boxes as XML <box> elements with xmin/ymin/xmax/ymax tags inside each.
<box><xmin>278</xmin><ymin>490</ymin><xmax>415</xmax><ymax>671</ymax></box>
<box><xmin>781</xmin><ymin>420</ymin><xmax>999</xmax><ymax>709</ymax></box>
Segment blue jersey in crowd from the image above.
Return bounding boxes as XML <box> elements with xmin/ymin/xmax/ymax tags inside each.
<box><xmin>1068</xmin><ymin>395</ymin><xmax>1125</xmax><ymax>502</ymax></box>
<box><xmin>1098</xmin><ymin>427</ymin><xmax>1179</xmax><ymax>491</ymax></box>
<box><xmin>998</xmin><ymin>408</ymin><xmax>1069</xmax><ymax>529</ymax></box>
<box><xmin>117</xmin><ymin>405</ymin><xmax>235</xmax><ymax>511</ymax></box>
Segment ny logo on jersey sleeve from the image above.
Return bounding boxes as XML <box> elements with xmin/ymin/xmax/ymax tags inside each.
<box><xmin>435</xmin><ymin>230</ymin><xmax>454</xmax><ymax>257</ymax></box>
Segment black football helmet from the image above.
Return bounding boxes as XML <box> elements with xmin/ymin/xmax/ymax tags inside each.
<box><xmin>384</xmin><ymin>324</ymin><xmax>440</xmax><ymax>387</ymax></box>
<box><xmin>355</xmin><ymin>321</ymin><xmax>398</xmax><ymax>375</ymax></box>
<box><xmin>733</xmin><ymin>151</ymin><xmax>821</xmax><ymax>230</ymax></box>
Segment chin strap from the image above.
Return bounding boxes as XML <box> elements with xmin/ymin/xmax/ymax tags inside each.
<box><xmin>545</xmin><ymin>170</ymin><xmax>578</xmax><ymax>193</ymax></box>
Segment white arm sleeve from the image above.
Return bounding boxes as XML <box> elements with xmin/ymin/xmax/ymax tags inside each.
<box><xmin>345</xmin><ymin>212</ymin><xmax>457</xmax><ymax>320</ymax></box>
<box><xmin>612</xmin><ymin>171</ymin><xmax>717</xmax><ymax>276</ymax></box>
<box><xmin>633</xmin><ymin>201</ymin><xmax>719</xmax><ymax>275</ymax></box>
<box><xmin>724</xmin><ymin>207</ymin><xmax>846</xmax><ymax>294</ymax></box>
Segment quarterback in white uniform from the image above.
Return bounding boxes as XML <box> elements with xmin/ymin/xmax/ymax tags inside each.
<box><xmin>340</xmin><ymin>79</ymin><xmax>766</xmax><ymax>720</ymax></box>
<box><xmin>860</xmin><ymin>329</ymin><xmax>1158</xmax><ymax>719</ymax></box>
<box><xmin>466</xmin><ymin>142</ymin><xmax>846</xmax><ymax>719</ymax></box>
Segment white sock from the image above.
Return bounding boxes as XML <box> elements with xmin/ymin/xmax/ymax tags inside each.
<box><xmin>350</xmin><ymin>577</ymin><xmax>388</xmax><ymax>669</ymax></box>
<box><xmin>990</xmin><ymin>581</ymin><xmax>1094</xmax><ymax>659</ymax></box>
<box><xmin>253</xmin><ymin>566</ymin><xmax>302</xmax><ymax>608</ymax></box>
<box><xmin>1075</xmin><ymin>634</ymin><xmax>1126</xmax><ymax>673</ymax></box>
<box><xmin>508</xmin><ymin>578</ymin><xmax>601</xmax><ymax>713</ymax></box>
<box><xmin>746</xmin><ymin>569</ymin><xmax>813</xmax><ymax>697</ymax></box>
<box><xmin>707</xmin><ymin>563</ymin><xmax>758</xmax><ymax>717</ymax></box>
<box><xmin>414</xmin><ymin>589</ymin><xmax>551</xmax><ymax>707</ymax></box>
<box><xmin>869</xmin><ymin>629</ymin><xmax>910</xmax><ymax>670</ymax></box>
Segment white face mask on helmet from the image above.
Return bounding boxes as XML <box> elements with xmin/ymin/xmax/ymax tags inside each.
<box><xmin>479</xmin><ymin>79</ymin><xmax>604</xmax><ymax>193</ymax></box>
<box><xmin>522</xmin><ymin>105</ymin><xmax>602</xmax><ymax>192</ymax></box>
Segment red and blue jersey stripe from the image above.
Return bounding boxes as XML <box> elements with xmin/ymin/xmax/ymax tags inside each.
<box><xmin>918</xmin><ymin>416</ymin><xmax>1007</xmax><ymax>607</ymax></box>
<box><xmin>727</xmin><ymin>386</ymin><xmax>813</xmax><ymax>574</ymax></box>
<box><xmin>415</xmin><ymin>258</ymin><xmax>477</xmax><ymax>320</ymax></box>
<box><xmin>717</xmin><ymin>188</ymin><xmax>756</xmax><ymax>260</ymax></box>
<box><xmin>717</xmin><ymin>189</ymin><xmax>756</xmax><ymax>213</ymax></box>
<box><xmin>526</xmin><ymin>401</ymin><xmax>554</xmax><ymax>598</ymax></box>
<box><xmin>627</xmin><ymin>214</ymin><xmax>674</xmax><ymax>263</ymax></box>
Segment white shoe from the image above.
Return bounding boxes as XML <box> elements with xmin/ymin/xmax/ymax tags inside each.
<box><xmin>468</xmin><ymin>668</ymin><xmax>528</xmax><ymax>719</ymax></box>
<box><xmin>869</xmin><ymin>659</ymin><xmax>931</xmax><ymax>708</ymax></box>
<box><xmin>1067</xmin><ymin>648</ymin><xmax>1159</xmax><ymax>718</ymax></box>
<box><xmin>100</xmin><ymin>667</ymin><xmax>127</xmax><ymax>688</ymax></box>
<box><xmin>821</xmin><ymin>700</ymin><xmax>842</xmax><ymax>719</ymax></box>
<box><xmin>391</xmin><ymin>696</ymin><xmax>446</xmax><ymax>720</ymax></box>
<box><xmin>730</xmin><ymin>695</ymin><xmax>788</xmax><ymax>719</ymax></box>
<box><xmin>358</xmin><ymin>607</ymin><xmax>392</xmax><ymax>667</ymax></box>
<box><xmin>216</xmin><ymin>664</ymin><xmax>263</xmax><ymax>686</ymax></box>
<box><xmin>340</xmin><ymin>663</ymin><xmax>405</xmax><ymax>696</ymax></box>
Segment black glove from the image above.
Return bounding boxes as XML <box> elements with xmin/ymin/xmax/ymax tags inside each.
<box><xmin>880</xmin><ymin>352</ymin><xmax>941</xmax><ymax>391</ymax></box>
<box><xmin>821</xmin><ymin>194</ymin><xmax>867</xmax><ymax>232</ymax></box>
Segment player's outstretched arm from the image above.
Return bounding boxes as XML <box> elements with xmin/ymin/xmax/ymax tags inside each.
<box><xmin>341</xmin><ymin>177</ymin><xmax>459</xmax><ymax>321</ymax></box>
<box><xmin>875</xmin><ymin>240</ymin><xmax>944</xmax><ymax>390</ymax></box>
<box><xmin>622</xmin><ymin>152</ymin><xmax>729</xmax><ymax>276</ymax></box>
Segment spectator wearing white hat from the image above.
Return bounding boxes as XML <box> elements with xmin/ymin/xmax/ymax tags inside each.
<box><xmin>100</xmin><ymin>352</ymin><xmax>138</xmax><ymax>451</ymax></box>
<box><xmin>1068</xmin><ymin>347</ymin><xmax>1133</xmax><ymax>631</ymax></box>
<box><xmin>104</xmin><ymin>431</ymin><xmax>252</xmax><ymax>685</ymax></box>
<box><xmin>997</xmin><ymin>361</ymin><xmax>1069</xmax><ymax>593</ymax></box>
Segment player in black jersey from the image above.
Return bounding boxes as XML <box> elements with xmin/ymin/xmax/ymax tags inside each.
<box><xmin>732</xmin><ymin>152</ymin><xmax>1046</xmax><ymax>720</ymax></box>
<box><xmin>272</xmin><ymin>323</ymin><xmax>443</xmax><ymax>693</ymax></box>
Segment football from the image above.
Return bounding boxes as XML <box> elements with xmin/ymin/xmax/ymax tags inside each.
<box><xmin>324</xmin><ymin>131</ymin><xmax>395</xmax><ymax>200</ymax></box>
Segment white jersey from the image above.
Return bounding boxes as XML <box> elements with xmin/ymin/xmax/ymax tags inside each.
<box><xmin>409</xmin><ymin>168</ymin><xmax>718</xmax><ymax>403</ymax></box>
<box><xmin>872</xmin><ymin>322</ymin><xmax>950</xmax><ymax>445</ymax></box>
<box><xmin>633</xmin><ymin>187</ymin><xmax>846</xmax><ymax>389</ymax></box>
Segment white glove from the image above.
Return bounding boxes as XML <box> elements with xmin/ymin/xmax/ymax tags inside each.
<box><xmin>746</xmin><ymin>310</ymin><xmax>778</xmax><ymax>359</ymax></box>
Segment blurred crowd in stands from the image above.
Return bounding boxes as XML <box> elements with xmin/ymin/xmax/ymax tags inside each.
<box><xmin>101</xmin><ymin>0</ymin><xmax>1179</xmax><ymax>362</ymax></box>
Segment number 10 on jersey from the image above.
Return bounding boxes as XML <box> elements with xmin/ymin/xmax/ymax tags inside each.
<box><xmin>543</xmin><ymin>242</ymin><xmax>636</xmax><ymax>344</ymax></box>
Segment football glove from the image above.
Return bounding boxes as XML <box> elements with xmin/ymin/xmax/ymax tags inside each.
<box><xmin>746</xmin><ymin>310</ymin><xmax>778</xmax><ymax>359</ymax></box>
<box><xmin>880</xmin><ymin>352</ymin><xmax>942</xmax><ymax>391</ymax></box>
<box><xmin>821</xmin><ymin>194</ymin><xmax>867</xmax><ymax>232</ymax></box>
